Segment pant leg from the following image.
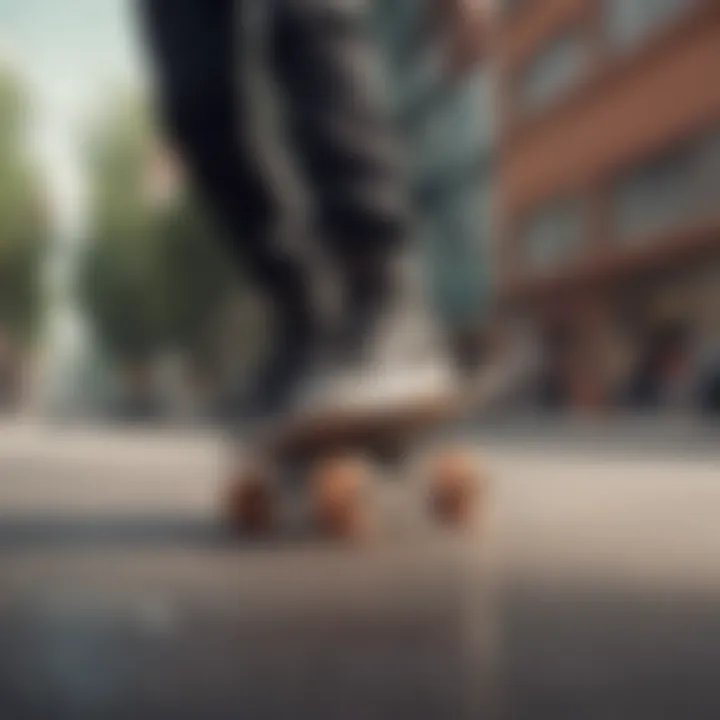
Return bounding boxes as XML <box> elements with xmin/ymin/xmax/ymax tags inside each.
<box><xmin>138</xmin><ymin>0</ymin><xmax>311</xmax><ymax>312</ymax></box>
<box><xmin>269</xmin><ymin>0</ymin><xmax>410</xmax><ymax>286</ymax></box>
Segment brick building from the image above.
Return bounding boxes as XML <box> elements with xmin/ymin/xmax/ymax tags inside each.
<box><xmin>495</xmin><ymin>0</ymin><xmax>720</xmax><ymax>409</ymax></box>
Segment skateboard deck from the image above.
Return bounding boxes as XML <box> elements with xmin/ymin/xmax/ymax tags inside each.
<box><xmin>256</xmin><ymin>365</ymin><xmax>502</xmax><ymax>462</ymax></box>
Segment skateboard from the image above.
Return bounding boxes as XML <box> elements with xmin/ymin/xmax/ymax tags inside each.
<box><xmin>222</xmin><ymin>357</ymin><xmax>527</xmax><ymax>541</ymax></box>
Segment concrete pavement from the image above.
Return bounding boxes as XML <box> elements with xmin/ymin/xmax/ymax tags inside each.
<box><xmin>0</xmin><ymin>421</ymin><xmax>718</xmax><ymax>719</ymax></box>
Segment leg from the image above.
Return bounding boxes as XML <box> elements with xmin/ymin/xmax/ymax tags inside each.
<box><xmin>138</xmin><ymin>0</ymin><xmax>317</xmax><ymax>414</ymax></box>
<box><xmin>269</xmin><ymin>0</ymin><xmax>411</xmax><ymax>350</ymax></box>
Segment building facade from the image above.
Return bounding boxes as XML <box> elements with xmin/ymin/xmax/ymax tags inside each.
<box><xmin>496</xmin><ymin>0</ymin><xmax>720</xmax><ymax>409</ymax></box>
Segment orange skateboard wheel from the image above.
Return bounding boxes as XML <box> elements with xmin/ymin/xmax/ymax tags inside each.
<box><xmin>426</xmin><ymin>447</ymin><xmax>483</xmax><ymax>527</ymax></box>
<box><xmin>224</xmin><ymin>465</ymin><xmax>276</xmax><ymax>535</ymax></box>
<box><xmin>310</xmin><ymin>456</ymin><xmax>371</xmax><ymax>541</ymax></box>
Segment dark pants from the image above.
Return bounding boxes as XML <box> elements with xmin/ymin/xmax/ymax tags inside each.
<box><xmin>138</xmin><ymin>0</ymin><xmax>408</xmax><ymax>319</ymax></box>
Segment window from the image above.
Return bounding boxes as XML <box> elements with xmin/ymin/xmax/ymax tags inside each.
<box><xmin>499</xmin><ymin>0</ymin><xmax>528</xmax><ymax>20</ymax></box>
<box><xmin>605</xmin><ymin>0</ymin><xmax>689</xmax><ymax>49</ymax></box>
<box><xmin>613</xmin><ymin>148</ymin><xmax>694</xmax><ymax>243</ymax></box>
<box><xmin>517</xmin><ymin>33</ymin><xmax>589</xmax><ymax>114</ymax></box>
<box><xmin>613</xmin><ymin>132</ymin><xmax>720</xmax><ymax>245</ymax></box>
<box><xmin>521</xmin><ymin>199</ymin><xmax>587</xmax><ymax>272</ymax></box>
<box><xmin>696</xmin><ymin>131</ymin><xmax>720</xmax><ymax>219</ymax></box>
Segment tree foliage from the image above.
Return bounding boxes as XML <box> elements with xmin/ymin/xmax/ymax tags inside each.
<box><xmin>0</xmin><ymin>66</ymin><xmax>47</xmax><ymax>344</ymax></box>
<box><xmin>78</xmin><ymin>94</ymin><xmax>237</xmax><ymax>367</ymax></box>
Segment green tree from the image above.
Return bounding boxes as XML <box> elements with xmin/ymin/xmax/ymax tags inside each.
<box><xmin>79</xmin><ymin>95</ymin><xmax>167</xmax><ymax>365</ymax></box>
<box><xmin>77</xmin><ymin>93</ymin><xmax>239</xmax><ymax>413</ymax></box>
<box><xmin>0</xmin><ymin>66</ymin><xmax>46</xmax><ymax>345</ymax></box>
<box><xmin>154</xmin><ymin>191</ymin><xmax>237</xmax><ymax>361</ymax></box>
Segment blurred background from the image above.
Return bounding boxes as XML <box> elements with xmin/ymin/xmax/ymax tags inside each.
<box><xmin>0</xmin><ymin>2</ymin><xmax>719</xmax><ymax>719</ymax></box>
<box><xmin>0</xmin><ymin>0</ymin><xmax>718</xmax><ymax>423</ymax></box>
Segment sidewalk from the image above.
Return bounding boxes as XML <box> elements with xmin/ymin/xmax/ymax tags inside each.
<box><xmin>0</xmin><ymin>417</ymin><xmax>219</xmax><ymax>466</ymax></box>
<box><xmin>466</xmin><ymin>411</ymin><xmax>720</xmax><ymax>458</ymax></box>
<box><xmin>2</xmin><ymin>411</ymin><xmax>719</xmax><ymax>461</ymax></box>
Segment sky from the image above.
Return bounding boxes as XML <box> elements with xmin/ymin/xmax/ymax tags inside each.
<box><xmin>0</xmin><ymin>0</ymin><xmax>145</xmax><ymax>401</ymax></box>
<box><xmin>0</xmin><ymin>0</ymin><xmax>143</xmax><ymax>233</ymax></box>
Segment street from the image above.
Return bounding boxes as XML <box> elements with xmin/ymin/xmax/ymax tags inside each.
<box><xmin>0</xmin><ymin>421</ymin><xmax>718</xmax><ymax>719</ymax></box>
